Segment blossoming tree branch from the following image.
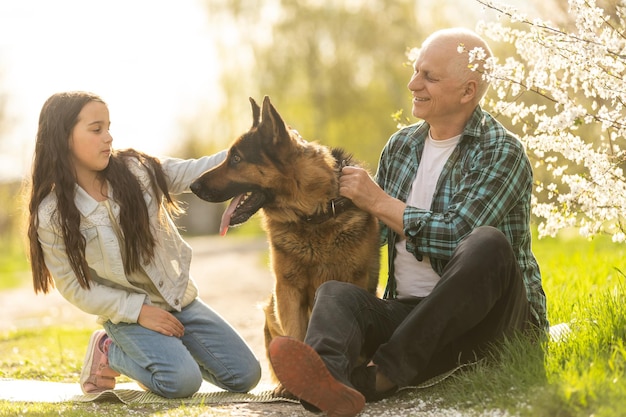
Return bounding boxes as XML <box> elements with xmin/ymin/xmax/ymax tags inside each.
<box><xmin>470</xmin><ymin>0</ymin><xmax>625</xmax><ymax>242</ymax></box>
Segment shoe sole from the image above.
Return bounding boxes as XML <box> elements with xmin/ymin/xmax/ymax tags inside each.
<box><xmin>269</xmin><ymin>337</ymin><xmax>365</xmax><ymax>417</ymax></box>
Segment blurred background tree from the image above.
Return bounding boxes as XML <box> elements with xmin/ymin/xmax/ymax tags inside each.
<box><xmin>0</xmin><ymin>71</ymin><xmax>30</xmax><ymax>287</ymax></box>
<box><xmin>177</xmin><ymin>0</ymin><xmax>420</xmax><ymax>170</ymax></box>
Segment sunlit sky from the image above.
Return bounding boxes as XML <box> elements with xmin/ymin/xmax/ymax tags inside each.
<box><xmin>0</xmin><ymin>0</ymin><xmax>220</xmax><ymax>181</ymax></box>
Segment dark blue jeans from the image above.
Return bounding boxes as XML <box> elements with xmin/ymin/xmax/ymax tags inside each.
<box><xmin>304</xmin><ymin>226</ymin><xmax>534</xmax><ymax>390</ymax></box>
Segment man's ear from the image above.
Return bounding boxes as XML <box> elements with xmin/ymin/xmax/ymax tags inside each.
<box><xmin>460</xmin><ymin>79</ymin><xmax>477</xmax><ymax>104</ymax></box>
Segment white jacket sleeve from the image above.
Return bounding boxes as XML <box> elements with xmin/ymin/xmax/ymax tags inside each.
<box><xmin>160</xmin><ymin>150</ymin><xmax>227</xmax><ymax>195</ymax></box>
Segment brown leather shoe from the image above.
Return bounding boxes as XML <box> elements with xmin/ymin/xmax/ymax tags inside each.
<box><xmin>268</xmin><ymin>337</ymin><xmax>365</xmax><ymax>417</ymax></box>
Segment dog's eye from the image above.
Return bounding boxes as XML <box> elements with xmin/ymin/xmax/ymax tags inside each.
<box><xmin>231</xmin><ymin>154</ymin><xmax>241</xmax><ymax>164</ymax></box>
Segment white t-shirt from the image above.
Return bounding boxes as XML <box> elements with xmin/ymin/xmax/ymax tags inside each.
<box><xmin>394</xmin><ymin>131</ymin><xmax>461</xmax><ymax>298</ymax></box>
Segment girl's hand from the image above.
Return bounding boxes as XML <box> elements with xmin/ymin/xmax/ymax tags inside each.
<box><xmin>138</xmin><ymin>304</ymin><xmax>185</xmax><ymax>337</ymax></box>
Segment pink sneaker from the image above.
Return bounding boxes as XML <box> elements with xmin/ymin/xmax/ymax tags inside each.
<box><xmin>80</xmin><ymin>330</ymin><xmax>120</xmax><ymax>394</ymax></box>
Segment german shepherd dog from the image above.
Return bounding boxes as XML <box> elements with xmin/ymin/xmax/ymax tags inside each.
<box><xmin>190</xmin><ymin>96</ymin><xmax>380</xmax><ymax>392</ymax></box>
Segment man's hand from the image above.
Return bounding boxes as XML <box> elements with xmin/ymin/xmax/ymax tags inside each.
<box><xmin>138</xmin><ymin>304</ymin><xmax>185</xmax><ymax>337</ymax></box>
<box><xmin>340</xmin><ymin>166</ymin><xmax>407</xmax><ymax>237</ymax></box>
<box><xmin>339</xmin><ymin>166</ymin><xmax>382</xmax><ymax>211</ymax></box>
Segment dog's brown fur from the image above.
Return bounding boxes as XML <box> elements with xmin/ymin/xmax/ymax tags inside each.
<box><xmin>191</xmin><ymin>96</ymin><xmax>380</xmax><ymax>389</ymax></box>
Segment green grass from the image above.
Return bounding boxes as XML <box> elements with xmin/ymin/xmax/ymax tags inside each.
<box><xmin>405</xmin><ymin>232</ymin><xmax>626</xmax><ymax>416</ymax></box>
<box><xmin>1</xmin><ymin>231</ymin><xmax>625</xmax><ymax>416</ymax></box>
<box><xmin>0</xmin><ymin>240</ymin><xmax>30</xmax><ymax>291</ymax></box>
<box><xmin>0</xmin><ymin>327</ymin><xmax>107</xmax><ymax>382</ymax></box>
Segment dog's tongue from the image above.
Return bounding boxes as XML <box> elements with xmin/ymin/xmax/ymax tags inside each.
<box><xmin>219</xmin><ymin>194</ymin><xmax>244</xmax><ymax>236</ymax></box>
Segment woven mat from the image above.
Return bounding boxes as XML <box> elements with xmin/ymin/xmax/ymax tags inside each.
<box><xmin>0</xmin><ymin>365</ymin><xmax>468</xmax><ymax>404</ymax></box>
<box><xmin>0</xmin><ymin>380</ymin><xmax>297</xmax><ymax>404</ymax></box>
<box><xmin>73</xmin><ymin>387</ymin><xmax>296</xmax><ymax>405</ymax></box>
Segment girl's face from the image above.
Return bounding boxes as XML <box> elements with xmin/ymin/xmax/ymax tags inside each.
<box><xmin>69</xmin><ymin>101</ymin><xmax>112</xmax><ymax>183</ymax></box>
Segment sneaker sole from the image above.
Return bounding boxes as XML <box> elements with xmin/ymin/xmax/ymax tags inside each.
<box><xmin>269</xmin><ymin>337</ymin><xmax>365</xmax><ymax>417</ymax></box>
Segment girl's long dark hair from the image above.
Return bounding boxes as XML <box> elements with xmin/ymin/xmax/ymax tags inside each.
<box><xmin>28</xmin><ymin>91</ymin><xmax>180</xmax><ymax>294</ymax></box>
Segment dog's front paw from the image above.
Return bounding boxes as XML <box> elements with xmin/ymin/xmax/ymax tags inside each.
<box><xmin>272</xmin><ymin>383</ymin><xmax>297</xmax><ymax>400</ymax></box>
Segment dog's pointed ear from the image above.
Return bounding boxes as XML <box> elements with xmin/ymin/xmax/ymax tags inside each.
<box><xmin>250</xmin><ymin>97</ymin><xmax>261</xmax><ymax>128</ymax></box>
<box><xmin>260</xmin><ymin>96</ymin><xmax>289</xmax><ymax>146</ymax></box>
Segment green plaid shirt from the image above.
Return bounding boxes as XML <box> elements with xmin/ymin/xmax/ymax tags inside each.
<box><xmin>376</xmin><ymin>105</ymin><xmax>548</xmax><ymax>330</ymax></box>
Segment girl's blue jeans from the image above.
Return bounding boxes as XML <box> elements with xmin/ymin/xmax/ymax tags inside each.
<box><xmin>104</xmin><ymin>298</ymin><xmax>261</xmax><ymax>398</ymax></box>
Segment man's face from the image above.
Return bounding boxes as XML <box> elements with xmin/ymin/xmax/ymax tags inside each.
<box><xmin>407</xmin><ymin>39</ymin><xmax>467</xmax><ymax>124</ymax></box>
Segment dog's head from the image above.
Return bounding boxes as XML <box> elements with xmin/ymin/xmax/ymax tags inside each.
<box><xmin>190</xmin><ymin>96</ymin><xmax>306</xmax><ymax>235</ymax></box>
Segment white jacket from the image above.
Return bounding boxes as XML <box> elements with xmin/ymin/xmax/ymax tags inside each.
<box><xmin>37</xmin><ymin>151</ymin><xmax>226</xmax><ymax>324</ymax></box>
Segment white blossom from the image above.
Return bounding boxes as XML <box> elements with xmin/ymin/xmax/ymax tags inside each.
<box><xmin>472</xmin><ymin>0</ymin><xmax>626</xmax><ymax>241</ymax></box>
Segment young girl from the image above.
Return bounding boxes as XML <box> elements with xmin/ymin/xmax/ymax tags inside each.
<box><xmin>27</xmin><ymin>91</ymin><xmax>261</xmax><ymax>398</ymax></box>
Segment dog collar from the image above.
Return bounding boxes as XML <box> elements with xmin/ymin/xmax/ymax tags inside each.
<box><xmin>302</xmin><ymin>197</ymin><xmax>356</xmax><ymax>224</ymax></box>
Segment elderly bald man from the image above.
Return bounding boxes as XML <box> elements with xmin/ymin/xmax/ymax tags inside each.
<box><xmin>269</xmin><ymin>27</ymin><xmax>548</xmax><ymax>417</ymax></box>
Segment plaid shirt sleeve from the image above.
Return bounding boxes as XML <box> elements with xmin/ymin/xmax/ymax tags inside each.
<box><xmin>376</xmin><ymin>106</ymin><xmax>548</xmax><ymax>329</ymax></box>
